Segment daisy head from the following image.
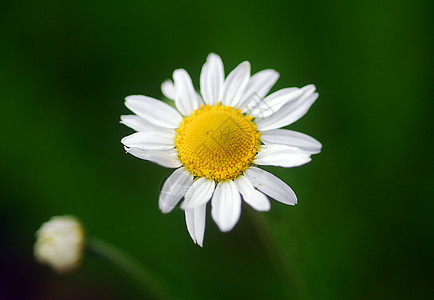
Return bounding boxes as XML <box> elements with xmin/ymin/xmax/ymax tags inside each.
<box><xmin>121</xmin><ymin>53</ymin><xmax>321</xmax><ymax>246</ymax></box>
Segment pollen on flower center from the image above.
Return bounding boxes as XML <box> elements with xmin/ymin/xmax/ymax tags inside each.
<box><xmin>176</xmin><ymin>103</ymin><xmax>260</xmax><ymax>181</ymax></box>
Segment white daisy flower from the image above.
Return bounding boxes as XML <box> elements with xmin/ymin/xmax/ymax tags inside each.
<box><xmin>121</xmin><ymin>53</ymin><xmax>321</xmax><ymax>247</ymax></box>
<box><xmin>34</xmin><ymin>215</ymin><xmax>85</xmax><ymax>273</ymax></box>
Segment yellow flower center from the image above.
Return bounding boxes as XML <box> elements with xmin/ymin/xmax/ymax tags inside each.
<box><xmin>176</xmin><ymin>103</ymin><xmax>260</xmax><ymax>181</ymax></box>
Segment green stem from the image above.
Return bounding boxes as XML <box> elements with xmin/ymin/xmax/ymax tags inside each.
<box><xmin>87</xmin><ymin>237</ymin><xmax>176</xmax><ymax>300</ymax></box>
<box><xmin>248</xmin><ymin>210</ymin><xmax>309</xmax><ymax>300</ymax></box>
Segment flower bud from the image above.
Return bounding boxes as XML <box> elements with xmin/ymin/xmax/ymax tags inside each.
<box><xmin>34</xmin><ymin>215</ymin><xmax>84</xmax><ymax>274</ymax></box>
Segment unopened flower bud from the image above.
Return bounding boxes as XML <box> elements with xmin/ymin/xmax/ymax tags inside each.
<box><xmin>34</xmin><ymin>215</ymin><xmax>85</xmax><ymax>274</ymax></box>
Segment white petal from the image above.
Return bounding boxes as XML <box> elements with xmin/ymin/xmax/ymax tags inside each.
<box><xmin>182</xmin><ymin>177</ymin><xmax>215</xmax><ymax>210</ymax></box>
<box><xmin>247</xmin><ymin>88</ymin><xmax>303</xmax><ymax>118</ymax></box>
<box><xmin>245</xmin><ymin>167</ymin><xmax>297</xmax><ymax>205</ymax></box>
<box><xmin>254</xmin><ymin>144</ymin><xmax>311</xmax><ymax>168</ymax></box>
<box><xmin>221</xmin><ymin>61</ymin><xmax>250</xmax><ymax>108</ymax></box>
<box><xmin>211</xmin><ymin>180</ymin><xmax>241</xmax><ymax>232</ymax></box>
<box><xmin>124</xmin><ymin>147</ymin><xmax>181</xmax><ymax>168</ymax></box>
<box><xmin>239</xmin><ymin>69</ymin><xmax>279</xmax><ymax>110</ymax></box>
<box><xmin>256</xmin><ymin>85</ymin><xmax>319</xmax><ymax>131</ymax></box>
<box><xmin>200</xmin><ymin>53</ymin><xmax>224</xmax><ymax>106</ymax></box>
<box><xmin>120</xmin><ymin>115</ymin><xmax>162</xmax><ymax>132</ymax></box>
<box><xmin>161</xmin><ymin>80</ymin><xmax>175</xmax><ymax>100</ymax></box>
<box><xmin>235</xmin><ymin>175</ymin><xmax>270</xmax><ymax>211</ymax></box>
<box><xmin>193</xmin><ymin>204</ymin><xmax>207</xmax><ymax>247</ymax></box>
<box><xmin>159</xmin><ymin>167</ymin><xmax>193</xmax><ymax>213</ymax></box>
<box><xmin>185</xmin><ymin>204</ymin><xmax>207</xmax><ymax>247</ymax></box>
<box><xmin>125</xmin><ymin>95</ymin><xmax>182</xmax><ymax>129</ymax></box>
<box><xmin>173</xmin><ymin>69</ymin><xmax>203</xmax><ymax>116</ymax></box>
<box><xmin>121</xmin><ymin>130</ymin><xmax>175</xmax><ymax>150</ymax></box>
<box><xmin>260</xmin><ymin>129</ymin><xmax>322</xmax><ymax>154</ymax></box>
<box><xmin>185</xmin><ymin>208</ymin><xmax>196</xmax><ymax>244</ymax></box>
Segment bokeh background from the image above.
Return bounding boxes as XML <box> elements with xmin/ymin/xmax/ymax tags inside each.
<box><xmin>0</xmin><ymin>0</ymin><xmax>432</xmax><ymax>299</ymax></box>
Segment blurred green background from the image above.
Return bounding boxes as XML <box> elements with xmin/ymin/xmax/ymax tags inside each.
<box><xmin>0</xmin><ymin>0</ymin><xmax>432</xmax><ymax>299</ymax></box>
